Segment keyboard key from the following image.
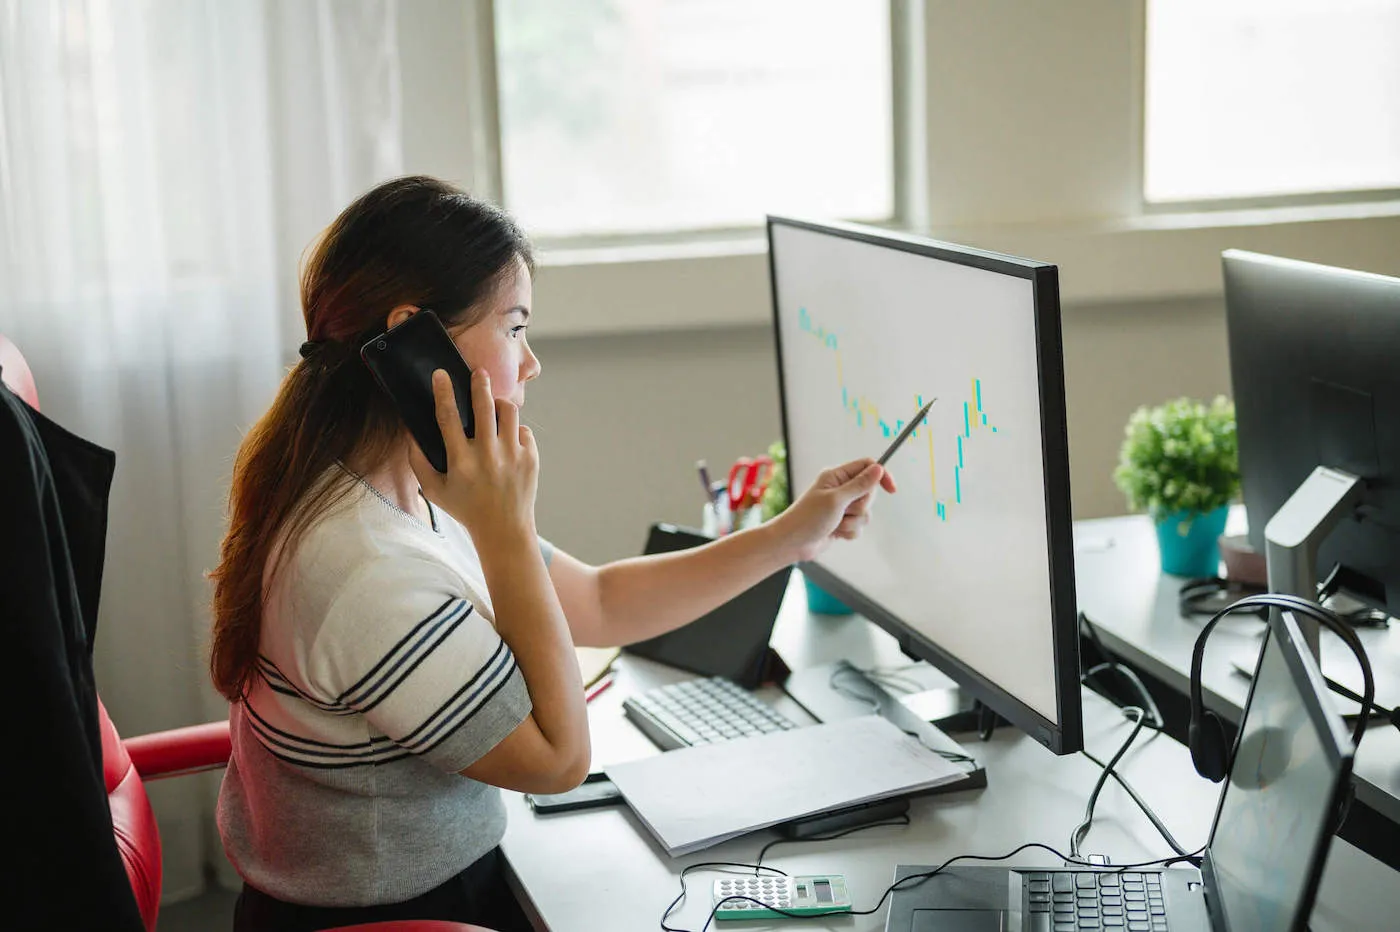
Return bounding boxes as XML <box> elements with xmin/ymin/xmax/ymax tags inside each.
<box><xmin>625</xmin><ymin>677</ymin><xmax>804</xmax><ymax>752</ymax></box>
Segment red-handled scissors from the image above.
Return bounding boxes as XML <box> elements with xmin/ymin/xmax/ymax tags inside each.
<box><xmin>727</xmin><ymin>455</ymin><xmax>775</xmax><ymax>515</ymax></box>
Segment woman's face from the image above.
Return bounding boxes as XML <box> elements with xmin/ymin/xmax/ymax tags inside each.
<box><xmin>448</xmin><ymin>256</ymin><xmax>540</xmax><ymax>408</ymax></box>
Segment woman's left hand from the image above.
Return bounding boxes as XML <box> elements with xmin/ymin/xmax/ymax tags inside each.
<box><xmin>772</xmin><ymin>457</ymin><xmax>897</xmax><ymax>563</ymax></box>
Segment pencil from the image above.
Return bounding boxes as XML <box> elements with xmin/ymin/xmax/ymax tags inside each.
<box><xmin>878</xmin><ymin>398</ymin><xmax>937</xmax><ymax>466</ymax></box>
<box><xmin>585</xmin><ymin>672</ymin><xmax>616</xmax><ymax>703</ymax></box>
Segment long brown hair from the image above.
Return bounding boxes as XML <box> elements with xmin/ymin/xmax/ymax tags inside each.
<box><xmin>209</xmin><ymin>176</ymin><xmax>533</xmax><ymax>701</ymax></box>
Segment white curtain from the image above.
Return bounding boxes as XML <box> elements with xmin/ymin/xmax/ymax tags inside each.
<box><xmin>0</xmin><ymin>0</ymin><xmax>413</xmax><ymax>901</ymax></box>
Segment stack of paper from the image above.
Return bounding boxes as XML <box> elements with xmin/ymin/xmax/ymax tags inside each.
<box><xmin>604</xmin><ymin>715</ymin><xmax>967</xmax><ymax>856</ymax></box>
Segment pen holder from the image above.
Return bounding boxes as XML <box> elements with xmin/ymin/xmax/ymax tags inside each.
<box><xmin>704</xmin><ymin>498</ymin><xmax>765</xmax><ymax>536</ymax></box>
<box><xmin>702</xmin><ymin>491</ymin><xmax>730</xmax><ymax>537</ymax></box>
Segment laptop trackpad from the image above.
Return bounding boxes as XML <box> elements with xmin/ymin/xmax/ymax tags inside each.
<box><xmin>911</xmin><ymin>908</ymin><xmax>1007</xmax><ymax>931</ymax></box>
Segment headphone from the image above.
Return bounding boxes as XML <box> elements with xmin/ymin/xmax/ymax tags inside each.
<box><xmin>1188</xmin><ymin>592</ymin><xmax>1375</xmax><ymax>784</ymax></box>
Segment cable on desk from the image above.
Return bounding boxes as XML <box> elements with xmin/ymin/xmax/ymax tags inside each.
<box><xmin>659</xmin><ymin>861</ymin><xmax>788</xmax><ymax>932</ymax></box>
<box><xmin>858</xmin><ymin>663</ymin><xmax>927</xmax><ymax>695</ymax></box>
<box><xmin>754</xmin><ymin>814</ymin><xmax>913</xmax><ymax>873</ymax></box>
<box><xmin>1080</xmin><ymin>614</ymin><xmax>1184</xmax><ymax>856</ymax></box>
<box><xmin>1079</xmin><ymin>612</ymin><xmax>1165</xmax><ymax>728</ymax></box>
<box><xmin>1078</xmin><ymin>746</ymin><xmax>1191</xmax><ymax>857</ymax></box>
<box><xmin>976</xmin><ymin>702</ymin><xmax>998</xmax><ymax>741</ymax></box>
<box><xmin>828</xmin><ymin>666</ymin><xmax>979</xmax><ymax>766</ymax></box>
<box><xmin>1316</xmin><ymin>563</ymin><xmax>1393</xmax><ymax>630</ymax></box>
<box><xmin>1070</xmin><ymin>706</ymin><xmax>1150</xmax><ymax>859</ymax></box>
<box><xmin>662</xmin><ymin>840</ymin><xmax>1207</xmax><ymax>932</ymax></box>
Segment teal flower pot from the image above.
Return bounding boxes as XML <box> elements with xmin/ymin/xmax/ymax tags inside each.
<box><xmin>1154</xmin><ymin>506</ymin><xmax>1230</xmax><ymax>577</ymax></box>
<box><xmin>804</xmin><ymin>576</ymin><xmax>853</xmax><ymax>615</ymax></box>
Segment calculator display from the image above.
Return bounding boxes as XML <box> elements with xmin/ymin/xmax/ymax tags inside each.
<box><xmin>815</xmin><ymin>880</ymin><xmax>832</xmax><ymax>903</ymax></box>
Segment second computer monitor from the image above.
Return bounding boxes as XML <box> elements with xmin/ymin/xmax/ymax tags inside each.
<box><xmin>1223</xmin><ymin>249</ymin><xmax>1400</xmax><ymax>617</ymax></box>
<box><xmin>767</xmin><ymin>216</ymin><xmax>1081</xmax><ymax>754</ymax></box>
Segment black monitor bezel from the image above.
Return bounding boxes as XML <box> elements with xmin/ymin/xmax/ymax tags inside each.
<box><xmin>1200</xmin><ymin>609</ymin><xmax>1355</xmax><ymax>932</ymax></box>
<box><xmin>766</xmin><ymin>215</ymin><xmax>1083</xmax><ymax>755</ymax></box>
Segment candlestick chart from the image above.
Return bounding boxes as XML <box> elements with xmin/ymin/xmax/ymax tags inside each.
<box><xmin>798</xmin><ymin>306</ymin><xmax>1002</xmax><ymax>521</ymax></box>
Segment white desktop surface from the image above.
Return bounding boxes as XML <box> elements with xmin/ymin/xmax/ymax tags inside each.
<box><xmin>1073</xmin><ymin>509</ymin><xmax>1400</xmax><ymax>825</ymax></box>
<box><xmin>499</xmin><ymin>570</ymin><xmax>1396</xmax><ymax>931</ymax></box>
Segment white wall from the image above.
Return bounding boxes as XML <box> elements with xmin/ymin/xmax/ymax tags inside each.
<box><xmin>395</xmin><ymin>1</ymin><xmax>1400</xmax><ymax>563</ymax></box>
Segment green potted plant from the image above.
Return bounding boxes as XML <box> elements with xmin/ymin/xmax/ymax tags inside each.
<box><xmin>1113</xmin><ymin>396</ymin><xmax>1240</xmax><ymax>577</ymax></box>
<box><xmin>760</xmin><ymin>440</ymin><xmax>854</xmax><ymax>614</ymax></box>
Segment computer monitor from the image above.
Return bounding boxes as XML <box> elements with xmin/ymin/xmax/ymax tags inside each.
<box><xmin>1223</xmin><ymin>250</ymin><xmax>1400</xmax><ymax>624</ymax></box>
<box><xmin>767</xmin><ymin>216</ymin><xmax>1082</xmax><ymax>754</ymax></box>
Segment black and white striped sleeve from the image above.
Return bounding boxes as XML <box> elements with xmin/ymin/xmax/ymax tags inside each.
<box><xmin>307</xmin><ymin>556</ymin><xmax>533</xmax><ymax>774</ymax></box>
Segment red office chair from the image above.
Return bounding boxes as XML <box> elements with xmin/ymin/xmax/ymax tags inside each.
<box><xmin>1</xmin><ymin>334</ymin><xmax>490</xmax><ymax>932</ymax></box>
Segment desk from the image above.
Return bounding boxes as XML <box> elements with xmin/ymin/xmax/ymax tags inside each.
<box><xmin>501</xmin><ymin>571</ymin><xmax>1397</xmax><ymax>931</ymax></box>
<box><xmin>1074</xmin><ymin>511</ymin><xmax>1400</xmax><ymax>862</ymax></box>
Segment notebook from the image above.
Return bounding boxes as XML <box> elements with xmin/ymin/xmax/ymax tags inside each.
<box><xmin>575</xmin><ymin>645</ymin><xmax>619</xmax><ymax>688</ymax></box>
<box><xmin>604</xmin><ymin>715</ymin><xmax>966</xmax><ymax>856</ymax></box>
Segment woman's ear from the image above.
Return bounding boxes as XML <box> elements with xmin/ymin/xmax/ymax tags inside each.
<box><xmin>385</xmin><ymin>304</ymin><xmax>420</xmax><ymax>331</ymax></box>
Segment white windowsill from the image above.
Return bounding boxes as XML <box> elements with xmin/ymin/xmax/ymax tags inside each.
<box><xmin>529</xmin><ymin>200</ymin><xmax>1400</xmax><ymax>338</ymax></box>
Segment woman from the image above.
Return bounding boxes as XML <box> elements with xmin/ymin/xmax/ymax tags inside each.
<box><xmin>209</xmin><ymin>175</ymin><xmax>896</xmax><ymax>931</ymax></box>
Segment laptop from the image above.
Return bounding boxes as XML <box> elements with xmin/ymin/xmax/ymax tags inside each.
<box><xmin>886</xmin><ymin>608</ymin><xmax>1356</xmax><ymax>932</ymax></box>
<box><xmin>622</xmin><ymin>522</ymin><xmax>792</xmax><ymax>689</ymax></box>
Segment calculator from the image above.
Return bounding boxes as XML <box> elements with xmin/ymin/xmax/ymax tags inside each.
<box><xmin>712</xmin><ymin>874</ymin><xmax>852</xmax><ymax>920</ymax></box>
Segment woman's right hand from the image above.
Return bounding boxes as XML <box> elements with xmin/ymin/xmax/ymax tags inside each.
<box><xmin>410</xmin><ymin>368</ymin><xmax>539</xmax><ymax>544</ymax></box>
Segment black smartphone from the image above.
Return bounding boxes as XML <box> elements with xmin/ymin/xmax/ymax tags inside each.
<box><xmin>360</xmin><ymin>310</ymin><xmax>475</xmax><ymax>473</ymax></box>
<box><xmin>524</xmin><ymin>772</ymin><xmax>624</xmax><ymax>814</ymax></box>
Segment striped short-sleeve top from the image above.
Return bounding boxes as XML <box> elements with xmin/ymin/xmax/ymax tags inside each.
<box><xmin>216</xmin><ymin>471</ymin><xmax>551</xmax><ymax>907</ymax></box>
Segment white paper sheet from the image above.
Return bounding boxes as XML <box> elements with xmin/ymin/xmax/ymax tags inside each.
<box><xmin>605</xmin><ymin>715</ymin><xmax>967</xmax><ymax>856</ymax></box>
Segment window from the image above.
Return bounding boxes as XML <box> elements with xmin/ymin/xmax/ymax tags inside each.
<box><xmin>494</xmin><ymin>0</ymin><xmax>893</xmax><ymax>239</ymax></box>
<box><xmin>1144</xmin><ymin>0</ymin><xmax>1400</xmax><ymax>204</ymax></box>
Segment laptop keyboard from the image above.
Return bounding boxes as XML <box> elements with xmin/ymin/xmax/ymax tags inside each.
<box><xmin>1023</xmin><ymin>871</ymin><xmax>1169</xmax><ymax>932</ymax></box>
<box><xmin>622</xmin><ymin>676</ymin><xmax>800</xmax><ymax>751</ymax></box>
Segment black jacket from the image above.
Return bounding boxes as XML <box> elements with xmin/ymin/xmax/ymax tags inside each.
<box><xmin>0</xmin><ymin>379</ymin><xmax>145</xmax><ymax>930</ymax></box>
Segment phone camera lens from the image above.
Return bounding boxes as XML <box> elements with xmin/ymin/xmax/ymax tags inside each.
<box><xmin>376</xmin><ymin>340</ymin><xmax>387</xmax><ymax>351</ymax></box>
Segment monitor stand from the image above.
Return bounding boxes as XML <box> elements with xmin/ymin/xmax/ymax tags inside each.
<box><xmin>781</xmin><ymin>660</ymin><xmax>988</xmax><ymax>794</ymax></box>
<box><xmin>1264</xmin><ymin>464</ymin><xmax>1364</xmax><ymax>660</ymax></box>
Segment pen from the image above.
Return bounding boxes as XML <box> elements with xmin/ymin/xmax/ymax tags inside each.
<box><xmin>585</xmin><ymin>672</ymin><xmax>615</xmax><ymax>703</ymax></box>
<box><xmin>697</xmin><ymin>459</ymin><xmax>715</xmax><ymax>507</ymax></box>
<box><xmin>878</xmin><ymin>398</ymin><xmax>937</xmax><ymax>467</ymax></box>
